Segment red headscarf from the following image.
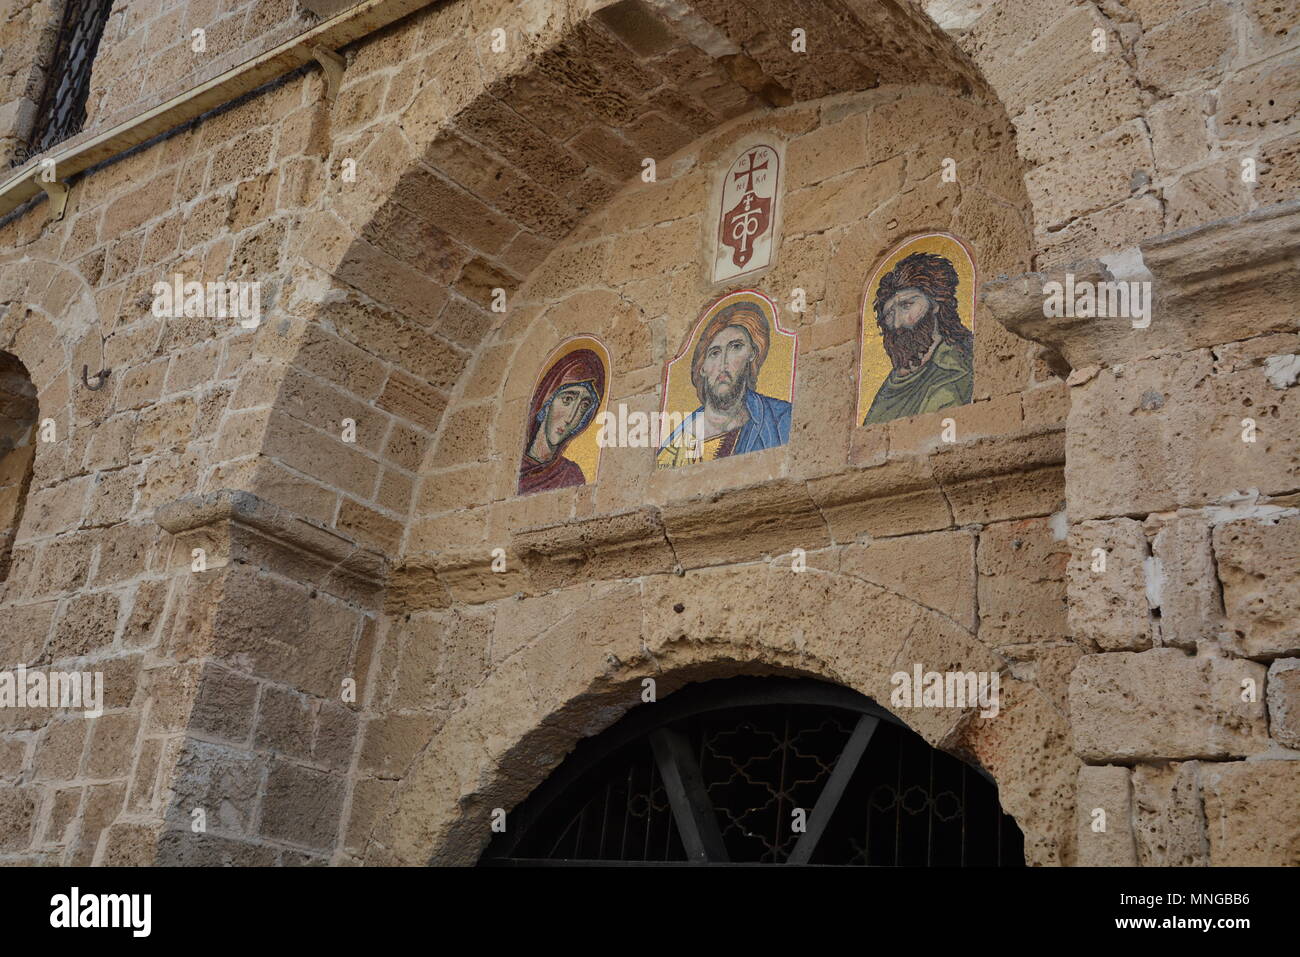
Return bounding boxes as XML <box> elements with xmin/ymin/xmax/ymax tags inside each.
<box><xmin>518</xmin><ymin>348</ymin><xmax>606</xmax><ymax>495</ymax></box>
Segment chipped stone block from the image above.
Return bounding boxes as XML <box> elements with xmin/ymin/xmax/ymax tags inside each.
<box><xmin>1132</xmin><ymin>761</ymin><xmax>1209</xmax><ymax>866</ymax></box>
<box><xmin>1070</xmin><ymin>648</ymin><xmax>1269</xmax><ymax>761</ymax></box>
<box><xmin>1076</xmin><ymin>764</ymin><xmax>1137</xmax><ymax>865</ymax></box>
<box><xmin>1201</xmin><ymin>761</ymin><xmax>1300</xmax><ymax>865</ymax></box>
<box><xmin>1150</xmin><ymin>514</ymin><xmax>1222</xmax><ymax>649</ymax></box>
<box><xmin>1215</xmin><ymin>515</ymin><xmax>1300</xmax><ymax>658</ymax></box>
<box><xmin>1266</xmin><ymin>658</ymin><xmax>1300</xmax><ymax>749</ymax></box>
<box><xmin>1068</xmin><ymin>519</ymin><xmax>1153</xmax><ymax>651</ymax></box>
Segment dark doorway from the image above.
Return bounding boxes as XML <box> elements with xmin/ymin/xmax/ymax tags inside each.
<box><xmin>480</xmin><ymin>676</ymin><xmax>1024</xmax><ymax>866</ymax></box>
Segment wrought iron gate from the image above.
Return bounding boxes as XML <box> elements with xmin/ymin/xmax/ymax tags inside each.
<box><xmin>480</xmin><ymin>677</ymin><xmax>1024</xmax><ymax>866</ymax></box>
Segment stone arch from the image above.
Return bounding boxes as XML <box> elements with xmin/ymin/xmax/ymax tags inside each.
<box><xmin>0</xmin><ymin>257</ymin><xmax>104</xmax><ymax>576</ymax></box>
<box><xmin>0</xmin><ymin>350</ymin><xmax>38</xmax><ymax>580</ymax></box>
<box><xmin>366</xmin><ymin>560</ymin><xmax>1077</xmax><ymax>866</ymax></box>
<box><xmin>252</xmin><ymin>0</ymin><xmax>1012</xmax><ymax>553</ymax></box>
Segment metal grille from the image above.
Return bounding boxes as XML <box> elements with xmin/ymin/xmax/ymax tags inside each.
<box><xmin>23</xmin><ymin>0</ymin><xmax>115</xmax><ymax>159</ymax></box>
<box><xmin>481</xmin><ymin>678</ymin><xmax>1025</xmax><ymax>866</ymax></box>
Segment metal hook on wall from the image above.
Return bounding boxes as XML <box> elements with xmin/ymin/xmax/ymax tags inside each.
<box><xmin>81</xmin><ymin>365</ymin><xmax>111</xmax><ymax>391</ymax></box>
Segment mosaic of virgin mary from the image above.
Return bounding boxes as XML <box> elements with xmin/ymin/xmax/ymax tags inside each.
<box><xmin>518</xmin><ymin>343</ymin><xmax>608</xmax><ymax>496</ymax></box>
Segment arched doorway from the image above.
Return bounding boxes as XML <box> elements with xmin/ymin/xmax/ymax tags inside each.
<box><xmin>0</xmin><ymin>350</ymin><xmax>37</xmax><ymax>582</ymax></box>
<box><xmin>480</xmin><ymin>677</ymin><xmax>1024</xmax><ymax>866</ymax></box>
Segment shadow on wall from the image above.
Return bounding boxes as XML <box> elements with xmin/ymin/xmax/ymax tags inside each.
<box><xmin>0</xmin><ymin>351</ymin><xmax>37</xmax><ymax>582</ymax></box>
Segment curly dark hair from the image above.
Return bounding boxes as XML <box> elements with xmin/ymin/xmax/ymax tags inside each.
<box><xmin>874</xmin><ymin>251</ymin><xmax>973</xmax><ymax>368</ymax></box>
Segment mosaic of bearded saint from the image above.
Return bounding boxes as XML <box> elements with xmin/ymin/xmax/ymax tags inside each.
<box><xmin>861</xmin><ymin>250</ymin><xmax>974</xmax><ymax>426</ymax></box>
<box><xmin>657</xmin><ymin>298</ymin><xmax>792</xmax><ymax>469</ymax></box>
<box><xmin>518</xmin><ymin>347</ymin><xmax>606</xmax><ymax>496</ymax></box>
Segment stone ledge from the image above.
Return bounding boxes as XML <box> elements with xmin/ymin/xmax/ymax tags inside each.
<box><xmin>514</xmin><ymin>507</ymin><xmax>677</xmax><ymax>590</ymax></box>
<box><xmin>153</xmin><ymin>489</ymin><xmax>388</xmax><ymax>596</ymax></box>
<box><xmin>983</xmin><ymin>199</ymin><xmax>1300</xmax><ymax>370</ymax></box>
<box><xmin>659</xmin><ymin>479</ymin><xmax>830</xmax><ymax>569</ymax></box>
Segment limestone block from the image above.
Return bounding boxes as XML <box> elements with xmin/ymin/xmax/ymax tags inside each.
<box><xmin>1149</xmin><ymin>515</ymin><xmax>1221</xmax><ymax>649</ymax></box>
<box><xmin>890</xmin><ymin>607</ymin><xmax>1003</xmax><ymax>745</ymax></box>
<box><xmin>1068</xmin><ymin>519</ymin><xmax>1153</xmax><ymax>652</ymax></box>
<box><xmin>359</xmin><ymin>712</ymin><xmax>443</xmax><ymax>779</ymax></box>
<box><xmin>1076</xmin><ymin>765</ymin><xmax>1137</xmax><ymax>865</ymax></box>
<box><xmin>85</xmin><ymin>711</ymin><xmax>142</xmax><ymax>779</ymax></box>
<box><xmin>660</xmin><ymin>480</ymin><xmax>831</xmax><ymax>569</ymax></box>
<box><xmin>1132</xmin><ymin>761</ymin><xmax>1209</xmax><ymax>866</ymax></box>
<box><xmin>514</xmin><ymin>507</ymin><xmax>676</xmax><ymax>590</ymax></box>
<box><xmin>1134</xmin><ymin>1</ymin><xmax>1234</xmax><ymax>94</ymax></box>
<box><xmin>839</xmin><ymin>530</ymin><xmax>976</xmax><ymax>631</ymax></box>
<box><xmin>930</xmin><ymin>427</ymin><xmax>1065</xmax><ymax>524</ymax></box>
<box><xmin>806</xmin><ymin>456</ymin><xmax>951</xmax><ymax>540</ymax></box>
<box><xmin>1257</xmin><ymin>131</ymin><xmax>1300</xmax><ymax>207</ymax></box>
<box><xmin>1217</xmin><ymin>54</ymin><xmax>1300</xmax><ymax>138</ymax></box>
<box><xmin>1024</xmin><ymin>120</ymin><xmax>1155</xmax><ymax>231</ymax></box>
<box><xmin>0</xmin><ymin>787</ymin><xmax>37</xmax><ymax>850</ymax></box>
<box><xmin>164</xmin><ymin>739</ymin><xmax>266</xmax><ymax>837</ymax></box>
<box><xmin>1165</xmin><ymin>159</ymin><xmax>1251</xmax><ymax>232</ymax></box>
<box><xmin>1266</xmin><ymin>658</ymin><xmax>1300</xmax><ymax>749</ymax></box>
<box><xmin>1148</xmin><ymin>92</ymin><xmax>1214</xmax><ymax>178</ymax></box>
<box><xmin>1067</xmin><ymin>353</ymin><xmax>1299</xmax><ymax>521</ymax></box>
<box><xmin>1069</xmin><ymin>649</ymin><xmax>1269</xmax><ymax>761</ymax></box>
<box><xmin>1011</xmin><ymin>60</ymin><xmax>1144</xmax><ymax>167</ymax></box>
<box><xmin>956</xmin><ymin>676</ymin><xmax>1080</xmax><ymax>866</ymax></box>
<box><xmin>1201</xmin><ymin>760</ymin><xmax>1300</xmax><ymax>865</ymax></box>
<box><xmin>259</xmin><ymin>760</ymin><xmax>347</xmax><ymax>851</ymax></box>
<box><xmin>977</xmin><ymin>517</ymin><xmax>1069</xmax><ymax>652</ymax></box>
<box><xmin>1214</xmin><ymin>515</ymin><xmax>1300</xmax><ymax>657</ymax></box>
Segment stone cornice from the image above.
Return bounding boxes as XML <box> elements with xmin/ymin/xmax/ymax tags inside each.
<box><xmin>982</xmin><ymin>199</ymin><xmax>1300</xmax><ymax>370</ymax></box>
<box><xmin>154</xmin><ymin>489</ymin><xmax>388</xmax><ymax>601</ymax></box>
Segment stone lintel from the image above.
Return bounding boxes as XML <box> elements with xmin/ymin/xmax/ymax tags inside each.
<box><xmin>659</xmin><ymin>478</ymin><xmax>830</xmax><ymax>569</ymax></box>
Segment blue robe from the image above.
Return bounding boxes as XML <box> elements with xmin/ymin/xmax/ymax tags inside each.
<box><xmin>659</xmin><ymin>389</ymin><xmax>791</xmax><ymax>460</ymax></box>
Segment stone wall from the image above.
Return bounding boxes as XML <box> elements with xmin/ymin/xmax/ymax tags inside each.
<box><xmin>949</xmin><ymin>0</ymin><xmax>1299</xmax><ymax>267</ymax></box>
<box><xmin>0</xmin><ymin>0</ymin><xmax>1293</xmax><ymax>866</ymax></box>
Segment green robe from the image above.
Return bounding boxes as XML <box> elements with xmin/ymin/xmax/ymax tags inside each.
<box><xmin>862</xmin><ymin>338</ymin><xmax>974</xmax><ymax>426</ymax></box>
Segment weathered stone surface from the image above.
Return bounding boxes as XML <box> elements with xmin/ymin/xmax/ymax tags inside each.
<box><xmin>0</xmin><ymin>0</ymin><xmax>1295</xmax><ymax>869</ymax></box>
<box><xmin>956</xmin><ymin>676</ymin><xmax>1080</xmax><ymax>866</ymax></box>
<box><xmin>839</xmin><ymin>530</ymin><xmax>976</xmax><ymax>631</ymax></box>
<box><xmin>1068</xmin><ymin>519</ymin><xmax>1153</xmax><ymax>652</ymax></box>
<box><xmin>1201</xmin><ymin>761</ymin><xmax>1300</xmax><ymax>865</ymax></box>
<box><xmin>1214</xmin><ymin>515</ymin><xmax>1300</xmax><ymax>657</ymax></box>
<box><xmin>660</xmin><ymin>480</ymin><xmax>831</xmax><ymax>569</ymax></box>
<box><xmin>1067</xmin><ymin>353</ymin><xmax>1299</xmax><ymax>521</ymax></box>
<box><xmin>514</xmin><ymin>508</ymin><xmax>676</xmax><ymax>589</ymax></box>
<box><xmin>1069</xmin><ymin>649</ymin><xmax>1269</xmax><ymax>761</ymax></box>
<box><xmin>1149</xmin><ymin>514</ymin><xmax>1222</xmax><ymax>649</ymax></box>
<box><xmin>1132</xmin><ymin>761</ymin><xmax>1209</xmax><ymax>866</ymax></box>
<box><xmin>1266</xmin><ymin>658</ymin><xmax>1300</xmax><ymax>749</ymax></box>
<box><xmin>984</xmin><ymin>203</ymin><xmax>1300</xmax><ymax>372</ymax></box>
<box><xmin>1076</xmin><ymin>765</ymin><xmax>1137</xmax><ymax>865</ymax></box>
<box><xmin>977</xmin><ymin>518</ymin><xmax>1069</xmax><ymax>652</ymax></box>
<box><xmin>806</xmin><ymin>457</ymin><xmax>951</xmax><ymax>541</ymax></box>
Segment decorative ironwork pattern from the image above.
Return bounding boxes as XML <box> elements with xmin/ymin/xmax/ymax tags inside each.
<box><xmin>481</xmin><ymin>678</ymin><xmax>1024</xmax><ymax>866</ymax></box>
<box><xmin>24</xmin><ymin>0</ymin><xmax>115</xmax><ymax>159</ymax></box>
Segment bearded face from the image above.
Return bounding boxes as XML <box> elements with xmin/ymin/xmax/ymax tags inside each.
<box><xmin>879</xmin><ymin>286</ymin><xmax>937</xmax><ymax>372</ymax></box>
<box><xmin>699</xmin><ymin>325</ymin><xmax>757</xmax><ymax>412</ymax></box>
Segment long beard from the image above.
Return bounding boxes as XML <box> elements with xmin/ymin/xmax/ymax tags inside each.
<box><xmin>881</xmin><ymin>312</ymin><xmax>936</xmax><ymax>372</ymax></box>
<box><xmin>703</xmin><ymin>367</ymin><xmax>752</xmax><ymax>412</ymax></box>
